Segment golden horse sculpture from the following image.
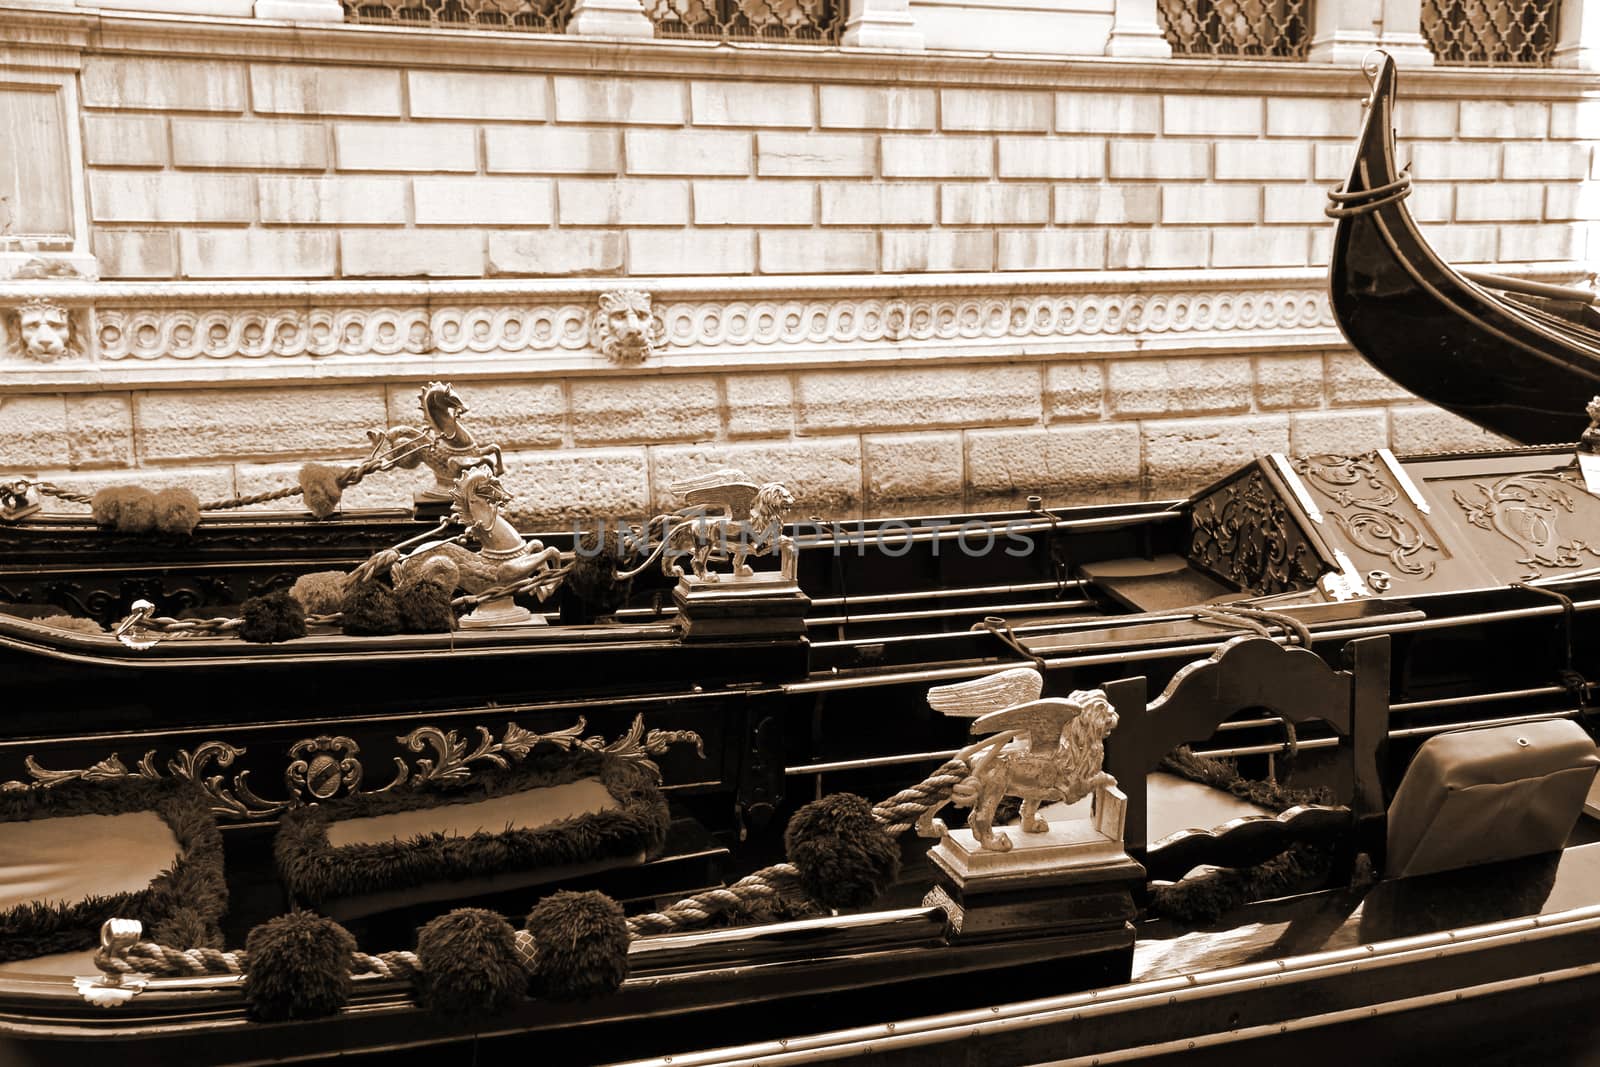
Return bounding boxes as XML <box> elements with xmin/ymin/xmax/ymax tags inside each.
<box><xmin>366</xmin><ymin>382</ymin><xmax>506</xmax><ymax>502</ymax></box>
<box><xmin>616</xmin><ymin>469</ymin><xmax>796</xmax><ymax>583</ymax></box>
<box><xmin>393</xmin><ymin>466</ymin><xmax>562</xmax><ymax>628</ymax></box>
<box><xmin>916</xmin><ymin>667</ymin><xmax>1119</xmax><ymax>852</ymax></box>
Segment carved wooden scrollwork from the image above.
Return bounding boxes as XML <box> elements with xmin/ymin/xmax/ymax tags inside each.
<box><xmin>1189</xmin><ymin>468</ymin><xmax>1322</xmax><ymax>596</ymax></box>
<box><xmin>1293</xmin><ymin>453</ymin><xmax>1440</xmax><ymax>579</ymax></box>
<box><xmin>1454</xmin><ymin>468</ymin><xmax>1600</xmax><ymax>572</ymax></box>
<box><xmin>3</xmin><ymin>715</ymin><xmax>703</xmax><ymax>820</ymax></box>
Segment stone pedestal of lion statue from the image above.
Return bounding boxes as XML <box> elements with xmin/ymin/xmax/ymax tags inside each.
<box><xmin>917</xmin><ymin>668</ymin><xmax>1144</xmax><ymax>982</ymax></box>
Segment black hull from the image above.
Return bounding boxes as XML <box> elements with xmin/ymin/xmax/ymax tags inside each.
<box><xmin>1328</xmin><ymin>55</ymin><xmax>1600</xmax><ymax>446</ymax></box>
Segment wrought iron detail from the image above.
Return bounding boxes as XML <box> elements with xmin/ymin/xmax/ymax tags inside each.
<box><xmin>1453</xmin><ymin>468</ymin><xmax>1600</xmax><ymax>571</ymax></box>
<box><xmin>341</xmin><ymin>0</ymin><xmax>572</xmax><ymax>33</ymax></box>
<box><xmin>1293</xmin><ymin>453</ymin><xmax>1441</xmax><ymax>579</ymax></box>
<box><xmin>3</xmin><ymin>715</ymin><xmax>704</xmax><ymax>820</ymax></box>
<box><xmin>1155</xmin><ymin>0</ymin><xmax>1311</xmax><ymax>60</ymax></box>
<box><xmin>1190</xmin><ymin>467</ymin><xmax>1323</xmax><ymax>595</ymax></box>
<box><xmin>1421</xmin><ymin>0</ymin><xmax>1558</xmax><ymax>67</ymax></box>
<box><xmin>647</xmin><ymin>0</ymin><xmax>840</xmax><ymax>42</ymax></box>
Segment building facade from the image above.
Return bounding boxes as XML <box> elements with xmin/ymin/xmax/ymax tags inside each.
<box><xmin>1</xmin><ymin>0</ymin><xmax>1595</xmax><ymax>520</ymax></box>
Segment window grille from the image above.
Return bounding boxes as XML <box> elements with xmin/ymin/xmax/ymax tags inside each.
<box><xmin>647</xmin><ymin>0</ymin><xmax>841</xmax><ymax>43</ymax></box>
<box><xmin>342</xmin><ymin>0</ymin><xmax>572</xmax><ymax>33</ymax></box>
<box><xmin>1421</xmin><ymin>0</ymin><xmax>1559</xmax><ymax>66</ymax></box>
<box><xmin>1155</xmin><ymin>0</ymin><xmax>1312</xmax><ymax>59</ymax></box>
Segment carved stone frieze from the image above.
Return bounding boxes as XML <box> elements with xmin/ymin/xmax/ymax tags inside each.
<box><xmin>86</xmin><ymin>287</ymin><xmax>1330</xmax><ymax>364</ymax></box>
<box><xmin>2</xmin><ymin>714</ymin><xmax>704</xmax><ymax>820</ymax></box>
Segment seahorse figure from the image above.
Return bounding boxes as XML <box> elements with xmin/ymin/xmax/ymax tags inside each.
<box><xmin>392</xmin><ymin>466</ymin><xmax>561</xmax><ymax>627</ymax></box>
<box><xmin>367</xmin><ymin>382</ymin><xmax>506</xmax><ymax>502</ymax></box>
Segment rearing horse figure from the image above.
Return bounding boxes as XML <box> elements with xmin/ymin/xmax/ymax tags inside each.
<box><xmin>368</xmin><ymin>382</ymin><xmax>506</xmax><ymax>502</ymax></box>
<box><xmin>393</xmin><ymin>466</ymin><xmax>562</xmax><ymax>627</ymax></box>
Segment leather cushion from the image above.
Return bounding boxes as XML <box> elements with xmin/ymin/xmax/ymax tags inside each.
<box><xmin>0</xmin><ymin>811</ymin><xmax>180</xmax><ymax>914</ymax></box>
<box><xmin>1385</xmin><ymin>719</ymin><xmax>1600</xmax><ymax>879</ymax></box>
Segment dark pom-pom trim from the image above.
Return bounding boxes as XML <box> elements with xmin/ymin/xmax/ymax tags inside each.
<box><xmin>243</xmin><ymin>912</ymin><xmax>357</xmax><ymax>1022</ymax></box>
<box><xmin>299</xmin><ymin>463</ymin><xmax>345</xmax><ymax>520</ymax></box>
<box><xmin>524</xmin><ymin>891</ymin><xmax>629</xmax><ymax>1001</ymax></box>
<box><xmin>152</xmin><ymin>487</ymin><xmax>202</xmax><ymax>537</ymax></box>
<box><xmin>396</xmin><ymin>578</ymin><xmax>456</xmax><ymax>633</ymax></box>
<box><xmin>239</xmin><ymin>590</ymin><xmax>307</xmax><ymax>644</ymax></box>
<box><xmin>561</xmin><ymin>525</ymin><xmax>634</xmax><ymax>624</ymax></box>
<box><xmin>340</xmin><ymin>581</ymin><xmax>401</xmax><ymax>636</ymax></box>
<box><xmin>414</xmin><ymin>908</ymin><xmax>526</xmax><ymax>1018</ymax></box>
<box><xmin>784</xmin><ymin>793</ymin><xmax>900</xmax><ymax>911</ymax></box>
<box><xmin>91</xmin><ymin>486</ymin><xmax>157</xmax><ymax>534</ymax></box>
<box><xmin>151</xmin><ymin>907</ymin><xmax>222</xmax><ymax>951</ymax></box>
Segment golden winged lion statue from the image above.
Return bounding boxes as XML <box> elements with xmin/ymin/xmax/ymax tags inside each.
<box><xmin>915</xmin><ymin>667</ymin><xmax>1119</xmax><ymax>852</ymax></box>
<box><xmin>617</xmin><ymin>468</ymin><xmax>796</xmax><ymax>582</ymax></box>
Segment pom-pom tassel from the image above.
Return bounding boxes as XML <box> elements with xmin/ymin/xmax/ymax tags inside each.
<box><xmin>299</xmin><ymin>463</ymin><xmax>345</xmax><ymax>520</ymax></box>
<box><xmin>90</xmin><ymin>487</ymin><xmax>158</xmax><ymax>534</ymax></box>
<box><xmin>243</xmin><ymin>912</ymin><xmax>357</xmax><ymax>1022</ymax></box>
<box><xmin>414</xmin><ymin>908</ymin><xmax>526</xmax><ymax>1018</ymax></box>
<box><xmin>340</xmin><ymin>581</ymin><xmax>402</xmax><ymax>636</ymax></box>
<box><xmin>524</xmin><ymin>891</ymin><xmax>630</xmax><ymax>1001</ymax></box>
<box><xmin>784</xmin><ymin>793</ymin><xmax>901</xmax><ymax>911</ymax></box>
<box><xmin>289</xmin><ymin>571</ymin><xmax>350</xmax><ymax>616</ymax></box>
<box><xmin>396</xmin><ymin>578</ymin><xmax>456</xmax><ymax>633</ymax></box>
<box><xmin>239</xmin><ymin>591</ymin><xmax>308</xmax><ymax>643</ymax></box>
<box><xmin>152</xmin><ymin>487</ymin><xmax>202</xmax><ymax>536</ymax></box>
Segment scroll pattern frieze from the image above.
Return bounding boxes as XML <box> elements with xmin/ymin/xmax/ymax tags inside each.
<box><xmin>71</xmin><ymin>287</ymin><xmax>1331</xmax><ymax>364</ymax></box>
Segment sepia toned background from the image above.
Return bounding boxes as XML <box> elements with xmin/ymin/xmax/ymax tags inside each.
<box><xmin>1</xmin><ymin>0</ymin><xmax>1595</xmax><ymax>520</ymax></box>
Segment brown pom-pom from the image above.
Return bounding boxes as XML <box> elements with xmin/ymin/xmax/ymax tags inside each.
<box><xmin>414</xmin><ymin>909</ymin><xmax>525</xmax><ymax>1018</ymax></box>
<box><xmin>784</xmin><ymin>793</ymin><xmax>901</xmax><ymax>911</ymax></box>
<box><xmin>239</xmin><ymin>590</ymin><xmax>307</xmax><ymax>643</ymax></box>
<box><xmin>289</xmin><ymin>571</ymin><xmax>350</xmax><ymax>615</ymax></box>
<box><xmin>396</xmin><ymin>578</ymin><xmax>456</xmax><ymax>633</ymax></box>
<box><xmin>38</xmin><ymin>614</ymin><xmax>104</xmax><ymax>635</ymax></box>
<box><xmin>341</xmin><ymin>580</ymin><xmax>401</xmax><ymax>636</ymax></box>
<box><xmin>299</xmin><ymin>463</ymin><xmax>344</xmax><ymax>520</ymax></box>
<box><xmin>524</xmin><ymin>891</ymin><xmax>630</xmax><ymax>1001</ymax></box>
<box><xmin>152</xmin><ymin>487</ymin><xmax>202</xmax><ymax>537</ymax></box>
<box><xmin>244</xmin><ymin>912</ymin><xmax>356</xmax><ymax>1022</ymax></box>
<box><xmin>91</xmin><ymin>486</ymin><xmax>158</xmax><ymax>534</ymax></box>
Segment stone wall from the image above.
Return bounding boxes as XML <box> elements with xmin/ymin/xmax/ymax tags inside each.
<box><xmin>1</xmin><ymin>9</ymin><xmax>1596</xmax><ymax>522</ymax></box>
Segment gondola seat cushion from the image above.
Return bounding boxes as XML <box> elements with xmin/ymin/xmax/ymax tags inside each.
<box><xmin>0</xmin><ymin>777</ymin><xmax>226</xmax><ymax>970</ymax></box>
<box><xmin>275</xmin><ymin>748</ymin><xmax>670</xmax><ymax>921</ymax></box>
<box><xmin>1385</xmin><ymin>719</ymin><xmax>1600</xmax><ymax>879</ymax></box>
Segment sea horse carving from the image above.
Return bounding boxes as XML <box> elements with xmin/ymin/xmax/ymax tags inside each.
<box><xmin>915</xmin><ymin>668</ymin><xmax>1119</xmax><ymax>852</ymax></box>
<box><xmin>393</xmin><ymin>465</ymin><xmax>562</xmax><ymax>626</ymax></box>
<box><xmin>367</xmin><ymin>382</ymin><xmax>506</xmax><ymax>502</ymax></box>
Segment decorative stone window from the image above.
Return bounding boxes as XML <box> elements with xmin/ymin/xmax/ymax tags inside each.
<box><xmin>1155</xmin><ymin>0</ymin><xmax>1313</xmax><ymax>59</ymax></box>
<box><xmin>0</xmin><ymin>69</ymin><xmax>95</xmax><ymax>279</ymax></box>
<box><xmin>648</xmin><ymin>0</ymin><xmax>842</xmax><ymax>42</ymax></box>
<box><xmin>1421</xmin><ymin>0</ymin><xmax>1560</xmax><ymax>66</ymax></box>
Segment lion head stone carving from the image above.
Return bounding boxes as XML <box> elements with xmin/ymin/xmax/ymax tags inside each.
<box><xmin>4</xmin><ymin>300</ymin><xmax>81</xmax><ymax>363</ymax></box>
<box><xmin>592</xmin><ymin>289</ymin><xmax>662</xmax><ymax>366</ymax></box>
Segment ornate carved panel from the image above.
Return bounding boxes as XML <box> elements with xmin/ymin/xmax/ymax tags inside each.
<box><xmin>1189</xmin><ymin>466</ymin><xmax>1323</xmax><ymax>596</ymax></box>
<box><xmin>1451</xmin><ymin>466</ymin><xmax>1600</xmax><ymax>576</ymax></box>
<box><xmin>1292</xmin><ymin>452</ymin><xmax>1442</xmax><ymax>582</ymax></box>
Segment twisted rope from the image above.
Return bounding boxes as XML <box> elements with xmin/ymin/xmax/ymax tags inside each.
<box><xmin>627</xmin><ymin>754</ymin><xmax>973</xmax><ymax>937</ymax></box>
<box><xmin>22</xmin><ymin>450</ymin><xmax>398</xmax><ymax>516</ymax></box>
<box><xmin>95</xmin><ymin>940</ymin><xmax>246</xmax><ymax>979</ymax></box>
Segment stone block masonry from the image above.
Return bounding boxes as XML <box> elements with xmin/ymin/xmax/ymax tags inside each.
<box><xmin>73</xmin><ymin>43</ymin><xmax>1592</xmax><ymax>282</ymax></box>
<box><xmin>2</xmin><ymin>350</ymin><xmax>1509</xmax><ymax>523</ymax></box>
<box><xmin>3</xmin><ymin>18</ymin><xmax>1585</xmax><ymax>514</ymax></box>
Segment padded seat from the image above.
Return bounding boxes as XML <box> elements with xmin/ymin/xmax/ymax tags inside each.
<box><xmin>276</xmin><ymin>748</ymin><xmax>670</xmax><ymax>921</ymax></box>
<box><xmin>1385</xmin><ymin>719</ymin><xmax>1599</xmax><ymax>879</ymax></box>
<box><xmin>0</xmin><ymin>778</ymin><xmax>226</xmax><ymax>965</ymax></box>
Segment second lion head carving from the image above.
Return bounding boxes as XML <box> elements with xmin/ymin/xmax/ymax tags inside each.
<box><xmin>592</xmin><ymin>289</ymin><xmax>663</xmax><ymax>365</ymax></box>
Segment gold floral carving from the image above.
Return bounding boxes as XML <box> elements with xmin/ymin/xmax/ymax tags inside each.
<box><xmin>3</xmin><ymin>715</ymin><xmax>703</xmax><ymax>819</ymax></box>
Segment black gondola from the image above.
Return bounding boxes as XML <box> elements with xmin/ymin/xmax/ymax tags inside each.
<box><xmin>1328</xmin><ymin>52</ymin><xmax>1600</xmax><ymax>446</ymax></box>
